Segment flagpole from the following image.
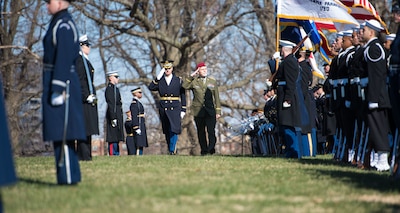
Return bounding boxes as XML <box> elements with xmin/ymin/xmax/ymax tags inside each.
<box><xmin>275</xmin><ymin>1</ymin><xmax>280</xmax><ymax>52</ymax></box>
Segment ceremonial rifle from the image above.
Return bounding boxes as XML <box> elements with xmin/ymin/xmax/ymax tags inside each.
<box><xmin>269</xmin><ymin>30</ymin><xmax>314</xmax><ymax>83</ymax></box>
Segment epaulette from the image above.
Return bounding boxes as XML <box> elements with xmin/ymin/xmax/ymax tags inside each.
<box><xmin>132</xmin><ymin>100</ymin><xmax>137</xmax><ymax>104</ymax></box>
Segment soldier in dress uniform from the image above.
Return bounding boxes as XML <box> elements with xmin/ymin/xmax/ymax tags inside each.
<box><xmin>297</xmin><ymin>48</ymin><xmax>315</xmax><ymax>157</ymax></box>
<box><xmin>275</xmin><ymin>40</ymin><xmax>303</xmax><ymax>158</ymax></box>
<box><xmin>42</xmin><ymin>0</ymin><xmax>85</xmax><ymax>185</ymax></box>
<box><xmin>183</xmin><ymin>62</ymin><xmax>221</xmax><ymax>155</ymax></box>
<box><xmin>336</xmin><ymin>30</ymin><xmax>356</xmax><ymax>162</ymax></box>
<box><xmin>0</xmin><ymin>78</ymin><xmax>17</xmax><ymax>211</ymax></box>
<box><xmin>129</xmin><ymin>87</ymin><xmax>148</xmax><ymax>155</ymax></box>
<box><xmin>75</xmin><ymin>34</ymin><xmax>99</xmax><ymax>161</ymax></box>
<box><xmin>124</xmin><ymin>110</ymin><xmax>136</xmax><ymax>155</ymax></box>
<box><xmin>321</xmin><ymin>63</ymin><xmax>336</xmax><ymax>154</ymax></box>
<box><xmin>361</xmin><ymin>19</ymin><xmax>391</xmax><ymax>171</ymax></box>
<box><xmin>149</xmin><ymin>60</ymin><xmax>186</xmax><ymax>155</ymax></box>
<box><xmin>105</xmin><ymin>70</ymin><xmax>124</xmax><ymax>156</ymax></box>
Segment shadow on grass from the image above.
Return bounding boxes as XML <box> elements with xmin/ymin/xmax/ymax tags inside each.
<box><xmin>299</xmin><ymin>157</ymin><xmax>400</xmax><ymax>192</ymax></box>
<box><xmin>18</xmin><ymin>177</ymin><xmax>58</xmax><ymax>187</ymax></box>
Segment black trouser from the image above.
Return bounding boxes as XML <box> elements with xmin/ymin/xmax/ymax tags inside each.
<box><xmin>77</xmin><ymin>135</ymin><xmax>92</xmax><ymax>161</ymax></box>
<box><xmin>367</xmin><ymin>109</ymin><xmax>390</xmax><ymax>152</ymax></box>
<box><xmin>194</xmin><ymin>115</ymin><xmax>217</xmax><ymax>155</ymax></box>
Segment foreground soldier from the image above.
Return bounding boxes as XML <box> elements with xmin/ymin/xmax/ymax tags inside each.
<box><xmin>0</xmin><ymin>78</ymin><xmax>17</xmax><ymax>211</ymax></box>
<box><xmin>42</xmin><ymin>0</ymin><xmax>85</xmax><ymax>184</ymax></box>
<box><xmin>362</xmin><ymin>20</ymin><xmax>391</xmax><ymax>171</ymax></box>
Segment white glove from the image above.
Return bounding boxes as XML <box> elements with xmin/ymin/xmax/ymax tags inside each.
<box><xmin>273</xmin><ymin>51</ymin><xmax>281</xmax><ymax>60</ymax></box>
<box><xmin>266</xmin><ymin>79</ymin><xmax>272</xmax><ymax>87</ymax></box>
<box><xmin>368</xmin><ymin>102</ymin><xmax>378</xmax><ymax>110</ymax></box>
<box><xmin>51</xmin><ymin>92</ymin><xmax>64</xmax><ymax>106</ymax></box>
<box><xmin>345</xmin><ymin>101</ymin><xmax>351</xmax><ymax>108</ymax></box>
<box><xmin>157</xmin><ymin>68</ymin><xmax>166</xmax><ymax>80</ymax></box>
<box><xmin>180</xmin><ymin>111</ymin><xmax>186</xmax><ymax>119</ymax></box>
<box><xmin>135</xmin><ymin>129</ymin><xmax>141</xmax><ymax>135</ymax></box>
<box><xmin>283</xmin><ymin>101</ymin><xmax>291</xmax><ymax>108</ymax></box>
<box><xmin>86</xmin><ymin>94</ymin><xmax>96</xmax><ymax>103</ymax></box>
<box><xmin>111</xmin><ymin>119</ymin><xmax>117</xmax><ymax>127</ymax></box>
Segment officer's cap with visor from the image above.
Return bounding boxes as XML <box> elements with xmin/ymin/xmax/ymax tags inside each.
<box><xmin>161</xmin><ymin>60</ymin><xmax>174</xmax><ymax>69</ymax></box>
<box><xmin>106</xmin><ymin>70</ymin><xmax>119</xmax><ymax>77</ymax></box>
<box><xmin>279</xmin><ymin>40</ymin><xmax>296</xmax><ymax>48</ymax></box>
<box><xmin>79</xmin><ymin>34</ymin><xmax>90</xmax><ymax>47</ymax></box>
<box><xmin>131</xmin><ymin>87</ymin><xmax>142</xmax><ymax>94</ymax></box>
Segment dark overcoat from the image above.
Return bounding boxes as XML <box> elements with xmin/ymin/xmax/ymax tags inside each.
<box><xmin>149</xmin><ymin>75</ymin><xmax>186</xmax><ymax>134</ymax></box>
<box><xmin>75</xmin><ymin>53</ymin><xmax>99</xmax><ymax>136</ymax></box>
<box><xmin>130</xmin><ymin>98</ymin><xmax>148</xmax><ymax>147</ymax></box>
<box><xmin>105</xmin><ymin>83</ymin><xmax>124</xmax><ymax>142</ymax></box>
<box><xmin>276</xmin><ymin>54</ymin><xmax>301</xmax><ymax>128</ymax></box>
<box><xmin>42</xmin><ymin>9</ymin><xmax>86</xmax><ymax>142</ymax></box>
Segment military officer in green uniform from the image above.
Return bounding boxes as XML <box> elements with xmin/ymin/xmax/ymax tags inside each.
<box><xmin>183</xmin><ymin>62</ymin><xmax>221</xmax><ymax>155</ymax></box>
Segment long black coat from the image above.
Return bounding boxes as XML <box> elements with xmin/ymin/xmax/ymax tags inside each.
<box><xmin>276</xmin><ymin>54</ymin><xmax>301</xmax><ymax>128</ymax></box>
<box><xmin>130</xmin><ymin>98</ymin><xmax>148</xmax><ymax>147</ymax></box>
<box><xmin>105</xmin><ymin>83</ymin><xmax>124</xmax><ymax>142</ymax></box>
<box><xmin>75</xmin><ymin>54</ymin><xmax>99</xmax><ymax>136</ymax></box>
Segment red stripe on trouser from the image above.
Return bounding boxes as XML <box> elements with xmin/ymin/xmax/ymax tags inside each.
<box><xmin>109</xmin><ymin>143</ymin><xmax>113</xmax><ymax>155</ymax></box>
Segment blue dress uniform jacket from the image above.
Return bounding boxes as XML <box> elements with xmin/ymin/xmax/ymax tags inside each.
<box><xmin>42</xmin><ymin>9</ymin><xmax>86</xmax><ymax>142</ymax></box>
<box><xmin>75</xmin><ymin>54</ymin><xmax>99</xmax><ymax>136</ymax></box>
<box><xmin>149</xmin><ymin>75</ymin><xmax>186</xmax><ymax>134</ymax></box>
<box><xmin>130</xmin><ymin>98</ymin><xmax>148</xmax><ymax>148</ymax></box>
<box><xmin>0</xmin><ymin>79</ymin><xmax>17</xmax><ymax>188</ymax></box>
<box><xmin>105</xmin><ymin>83</ymin><xmax>124</xmax><ymax>142</ymax></box>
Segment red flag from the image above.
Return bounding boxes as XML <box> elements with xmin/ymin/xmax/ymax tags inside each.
<box><xmin>340</xmin><ymin>0</ymin><xmax>388</xmax><ymax>33</ymax></box>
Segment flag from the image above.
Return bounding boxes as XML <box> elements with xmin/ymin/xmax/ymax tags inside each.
<box><xmin>277</xmin><ymin>0</ymin><xmax>359</xmax><ymax>26</ymax></box>
<box><xmin>340</xmin><ymin>0</ymin><xmax>388</xmax><ymax>32</ymax></box>
<box><xmin>299</xmin><ymin>27</ymin><xmax>325</xmax><ymax>79</ymax></box>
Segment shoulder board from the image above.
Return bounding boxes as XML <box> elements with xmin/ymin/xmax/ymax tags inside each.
<box><xmin>132</xmin><ymin>100</ymin><xmax>137</xmax><ymax>104</ymax></box>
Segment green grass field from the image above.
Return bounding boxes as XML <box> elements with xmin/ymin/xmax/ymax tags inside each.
<box><xmin>3</xmin><ymin>155</ymin><xmax>400</xmax><ymax>213</ymax></box>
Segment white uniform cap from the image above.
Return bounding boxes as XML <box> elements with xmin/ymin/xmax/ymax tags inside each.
<box><xmin>343</xmin><ymin>30</ymin><xmax>353</xmax><ymax>37</ymax></box>
<box><xmin>79</xmin><ymin>34</ymin><xmax>88</xmax><ymax>42</ymax></box>
<box><xmin>106</xmin><ymin>70</ymin><xmax>119</xmax><ymax>77</ymax></box>
<box><xmin>279</xmin><ymin>40</ymin><xmax>296</xmax><ymax>48</ymax></box>
<box><xmin>386</xmin><ymin>33</ymin><xmax>396</xmax><ymax>41</ymax></box>
<box><xmin>336</xmin><ymin>31</ymin><xmax>344</xmax><ymax>38</ymax></box>
<box><xmin>365</xmin><ymin>19</ymin><xmax>384</xmax><ymax>32</ymax></box>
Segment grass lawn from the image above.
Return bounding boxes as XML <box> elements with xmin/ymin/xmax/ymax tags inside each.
<box><xmin>3</xmin><ymin>154</ymin><xmax>400</xmax><ymax>213</ymax></box>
